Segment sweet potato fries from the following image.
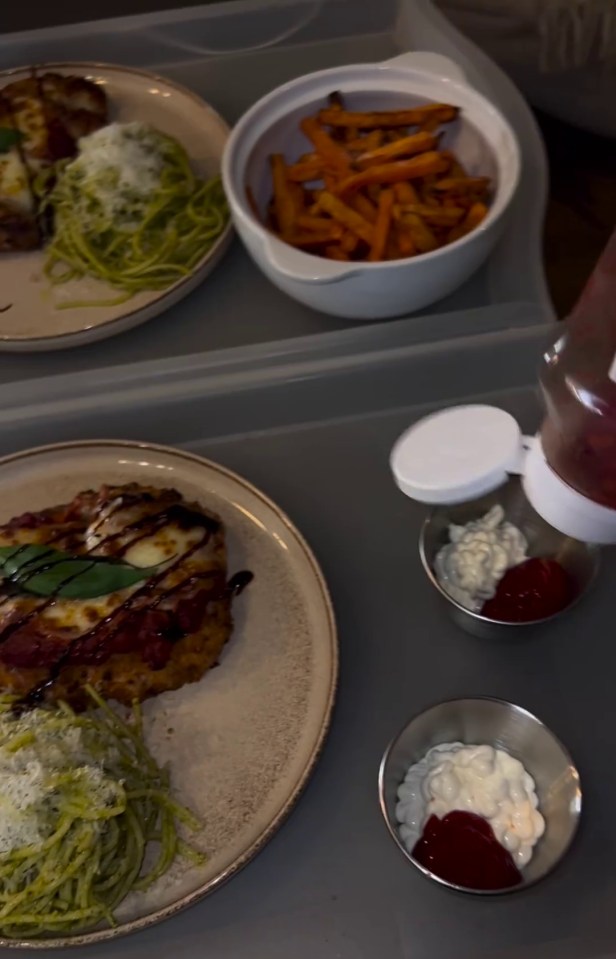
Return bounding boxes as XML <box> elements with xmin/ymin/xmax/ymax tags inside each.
<box><xmin>256</xmin><ymin>94</ymin><xmax>491</xmax><ymax>262</ymax></box>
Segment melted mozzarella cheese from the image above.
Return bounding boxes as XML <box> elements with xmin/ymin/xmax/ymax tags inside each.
<box><xmin>43</xmin><ymin>591</ymin><xmax>133</xmax><ymax>634</ymax></box>
<box><xmin>123</xmin><ymin>525</ymin><xmax>201</xmax><ymax>569</ymax></box>
<box><xmin>42</xmin><ymin>520</ymin><xmax>208</xmax><ymax>633</ymax></box>
<box><xmin>0</xmin><ymin>149</ymin><xmax>33</xmax><ymax>213</ymax></box>
<box><xmin>9</xmin><ymin>95</ymin><xmax>49</xmax><ymax>174</ymax></box>
<box><xmin>0</xmin><ymin>494</ymin><xmax>216</xmax><ymax>639</ymax></box>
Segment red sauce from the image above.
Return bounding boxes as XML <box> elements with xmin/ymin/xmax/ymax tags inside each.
<box><xmin>540</xmin><ymin>230</ymin><xmax>616</xmax><ymax>510</ymax></box>
<box><xmin>481</xmin><ymin>557</ymin><xmax>573</xmax><ymax>622</ymax></box>
<box><xmin>412</xmin><ymin>811</ymin><xmax>522</xmax><ymax>890</ymax></box>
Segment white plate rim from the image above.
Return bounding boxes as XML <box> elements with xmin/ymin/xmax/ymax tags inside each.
<box><xmin>0</xmin><ymin>62</ymin><xmax>233</xmax><ymax>350</ymax></box>
<box><xmin>0</xmin><ymin>438</ymin><xmax>338</xmax><ymax>950</ymax></box>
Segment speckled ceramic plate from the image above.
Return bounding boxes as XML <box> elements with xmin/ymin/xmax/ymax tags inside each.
<box><xmin>0</xmin><ymin>63</ymin><xmax>232</xmax><ymax>352</ymax></box>
<box><xmin>0</xmin><ymin>440</ymin><xmax>337</xmax><ymax>949</ymax></box>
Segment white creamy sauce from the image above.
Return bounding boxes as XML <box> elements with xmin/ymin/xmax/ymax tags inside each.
<box><xmin>434</xmin><ymin>505</ymin><xmax>527</xmax><ymax>612</ymax></box>
<box><xmin>396</xmin><ymin>742</ymin><xmax>545</xmax><ymax>868</ymax></box>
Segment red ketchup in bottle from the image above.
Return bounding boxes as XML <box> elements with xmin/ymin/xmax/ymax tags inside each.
<box><xmin>481</xmin><ymin>557</ymin><xmax>573</xmax><ymax>622</ymax></box>
<box><xmin>412</xmin><ymin>811</ymin><xmax>523</xmax><ymax>890</ymax></box>
<box><xmin>524</xmin><ymin>228</ymin><xmax>616</xmax><ymax>542</ymax></box>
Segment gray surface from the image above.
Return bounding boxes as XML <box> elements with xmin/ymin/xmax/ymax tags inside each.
<box><xmin>0</xmin><ymin>323</ymin><xmax>612</xmax><ymax>959</ymax></box>
<box><xmin>1</xmin><ymin>0</ymin><xmax>228</xmax><ymax>32</ymax></box>
<box><xmin>0</xmin><ymin>0</ymin><xmax>551</xmax><ymax>391</ymax></box>
<box><xmin>0</xmin><ymin>302</ymin><xmax>546</xmax><ymax>411</ymax></box>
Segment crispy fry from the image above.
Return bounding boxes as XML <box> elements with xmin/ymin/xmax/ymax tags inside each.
<box><xmin>447</xmin><ymin>201</ymin><xmax>489</xmax><ymax>242</ymax></box>
<box><xmin>317</xmin><ymin>191</ymin><xmax>374</xmax><ymax>245</ymax></box>
<box><xmin>419</xmin><ymin>114</ymin><xmax>442</xmax><ymax>133</ymax></box>
<box><xmin>440</xmin><ymin>150</ymin><xmax>467</xmax><ymax>179</ymax></box>
<box><xmin>434</xmin><ymin>176</ymin><xmax>490</xmax><ymax>194</ymax></box>
<box><xmin>297</xmin><ymin>215</ymin><xmax>344</xmax><ymax>238</ymax></box>
<box><xmin>402</xmin><ymin>212</ymin><xmax>439</xmax><ymax>253</ymax></box>
<box><xmin>317</xmin><ymin>103</ymin><xmax>458</xmax><ymax>128</ymax></box>
<box><xmin>419</xmin><ymin>173</ymin><xmax>440</xmax><ymax>207</ymax></box>
<box><xmin>394</xmin><ymin>181</ymin><xmax>420</xmax><ymax>204</ymax></box>
<box><xmin>356</xmin><ymin>131</ymin><xmax>436</xmax><ymax>167</ymax></box>
<box><xmin>326</xmin><ymin>92</ymin><xmax>348</xmax><ymax>143</ymax></box>
<box><xmin>300</xmin><ymin>117</ymin><xmax>351</xmax><ymax>178</ymax></box>
<box><xmin>336</xmin><ymin>151</ymin><xmax>449</xmax><ymax>195</ymax></box>
<box><xmin>287</xmin><ymin>158</ymin><xmax>325</xmax><ymax>182</ymax></box>
<box><xmin>442</xmin><ymin>194</ymin><xmax>465</xmax><ymax>209</ymax></box>
<box><xmin>385</xmin><ymin>234</ymin><xmax>400</xmax><ymax>259</ymax></box>
<box><xmin>395</xmin><ymin>225</ymin><xmax>416</xmax><ymax>257</ymax></box>
<box><xmin>369</xmin><ymin>188</ymin><xmax>394</xmax><ymax>261</ymax></box>
<box><xmin>341</xmin><ymin>231</ymin><xmax>360</xmax><ymax>254</ymax></box>
<box><xmin>325</xmin><ymin>244</ymin><xmax>350</xmax><ymax>261</ymax></box>
<box><xmin>270</xmin><ymin>154</ymin><xmax>296</xmax><ymax>239</ymax></box>
<box><xmin>289</xmin><ymin>181</ymin><xmax>305</xmax><ymax>213</ymax></box>
<box><xmin>264</xmin><ymin>97</ymin><xmax>490</xmax><ymax>262</ymax></box>
<box><xmin>386</xmin><ymin>129</ymin><xmax>409</xmax><ymax>142</ymax></box>
<box><xmin>291</xmin><ymin>229</ymin><xmax>345</xmax><ymax>248</ymax></box>
<box><xmin>400</xmin><ymin>203</ymin><xmax>465</xmax><ymax>227</ymax></box>
<box><xmin>345</xmin><ymin>130</ymin><xmax>384</xmax><ymax>152</ymax></box>
<box><xmin>328</xmin><ymin>91</ymin><xmax>345</xmax><ymax>109</ymax></box>
<box><xmin>349</xmin><ymin>192</ymin><xmax>378</xmax><ymax>224</ymax></box>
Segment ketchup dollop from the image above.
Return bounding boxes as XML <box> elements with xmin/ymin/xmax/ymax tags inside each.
<box><xmin>481</xmin><ymin>557</ymin><xmax>573</xmax><ymax>623</ymax></box>
<box><xmin>412</xmin><ymin>811</ymin><xmax>522</xmax><ymax>890</ymax></box>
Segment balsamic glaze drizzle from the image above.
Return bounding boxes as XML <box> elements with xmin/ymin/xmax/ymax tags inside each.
<box><xmin>227</xmin><ymin>571</ymin><xmax>254</xmax><ymax>596</ymax></box>
<box><xmin>0</xmin><ymin>493</ymin><xmax>252</xmax><ymax>712</ymax></box>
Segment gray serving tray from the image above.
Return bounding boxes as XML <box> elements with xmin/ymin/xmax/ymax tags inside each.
<box><xmin>0</xmin><ymin>321</ymin><xmax>612</xmax><ymax>959</ymax></box>
<box><xmin>0</xmin><ymin>0</ymin><xmax>551</xmax><ymax>387</ymax></box>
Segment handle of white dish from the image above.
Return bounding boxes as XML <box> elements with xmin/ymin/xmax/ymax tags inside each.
<box><xmin>266</xmin><ymin>236</ymin><xmax>360</xmax><ymax>285</ymax></box>
<box><xmin>384</xmin><ymin>51</ymin><xmax>466</xmax><ymax>84</ymax></box>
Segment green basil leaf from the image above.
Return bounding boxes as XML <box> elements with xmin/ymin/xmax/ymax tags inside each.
<box><xmin>0</xmin><ymin>544</ymin><xmax>160</xmax><ymax>599</ymax></box>
<box><xmin>0</xmin><ymin>128</ymin><xmax>23</xmax><ymax>154</ymax></box>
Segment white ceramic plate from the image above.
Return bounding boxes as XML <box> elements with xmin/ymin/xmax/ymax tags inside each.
<box><xmin>0</xmin><ymin>440</ymin><xmax>337</xmax><ymax>948</ymax></box>
<box><xmin>0</xmin><ymin>63</ymin><xmax>232</xmax><ymax>352</ymax></box>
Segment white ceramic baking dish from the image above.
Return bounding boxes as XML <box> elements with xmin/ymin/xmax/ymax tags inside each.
<box><xmin>222</xmin><ymin>51</ymin><xmax>521</xmax><ymax>320</ymax></box>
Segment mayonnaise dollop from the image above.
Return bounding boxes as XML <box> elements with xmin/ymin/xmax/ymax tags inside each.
<box><xmin>434</xmin><ymin>505</ymin><xmax>527</xmax><ymax>612</ymax></box>
<box><xmin>396</xmin><ymin>742</ymin><xmax>545</xmax><ymax>867</ymax></box>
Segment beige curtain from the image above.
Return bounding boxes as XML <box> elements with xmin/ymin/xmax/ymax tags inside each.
<box><xmin>436</xmin><ymin>0</ymin><xmax>616</xmax><ymax>135</ymax></box>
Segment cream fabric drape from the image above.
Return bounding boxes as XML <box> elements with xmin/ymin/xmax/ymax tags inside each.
<box><xmin>437</xmin><ymin>0</ymin><xmax>616</xmax><ymax>135</ymax></box>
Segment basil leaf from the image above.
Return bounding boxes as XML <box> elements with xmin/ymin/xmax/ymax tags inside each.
<box><xmin>0</xmin><ymin>544</ymin><xmax>159</xmax><ymax>599</ymax></box>
<box><xmin>0</xmin><ymin>128</ymin><xmax>23</xmax><ymax>154</ymax></box>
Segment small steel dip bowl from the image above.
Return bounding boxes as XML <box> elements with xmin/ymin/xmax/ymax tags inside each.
<box><xmin>419</xmin><ymin>478</ymin><xmax>600</xmax><ymax>639</ymax></box>
<box><xmin>378</xmin><ymin>697</ymin><xmax>582</xmax><ymax>895</ymax></box>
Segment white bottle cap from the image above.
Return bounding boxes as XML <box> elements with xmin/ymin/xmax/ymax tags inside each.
<box><xmin>390</xmin><ymin>405</ymin><xmax>525</xmax><ymax>504</ymax></box>
<box><xmin>523</xmin><ymin>439</ymin><xmax>616</xmax><ymax>544</ymax></box>
<box><xmin>390</xmin><ymin>403</ymin><xmax>616</xmax><ymax>544</ymax></box>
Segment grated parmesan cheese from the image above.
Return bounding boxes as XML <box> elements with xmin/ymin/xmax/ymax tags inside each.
<box><xmin>68</xmin><ymin>122</ymin><xmax>167</xmax><ymax>223</ymax></box>
<box><xmin>0</xmin><ymin>708</ymin><xmax>120</xmax><ymax>855</ymax></box>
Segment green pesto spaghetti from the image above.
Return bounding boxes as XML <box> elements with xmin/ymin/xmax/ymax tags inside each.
<box><xmin>39</xmin><ymin>122</ymin><xmax>229</xmax><ymax>308</ymax></box>
<box><xmin>0</xmin><ymin>686</ymin><xmax>205</xmax><ymax>939</ymax></box>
